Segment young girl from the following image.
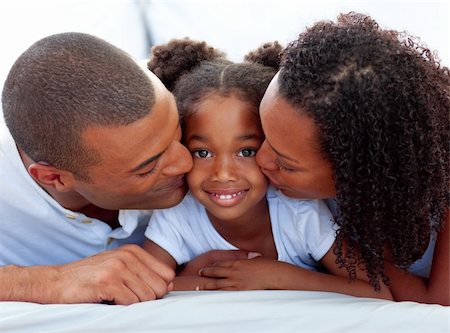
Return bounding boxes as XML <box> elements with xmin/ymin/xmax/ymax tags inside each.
<box><xmin>143</xmin><ymin>38</ymin><xmax>392</xmax><ymax>299</ymax></box>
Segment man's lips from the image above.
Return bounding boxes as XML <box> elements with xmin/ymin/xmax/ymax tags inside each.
<box><xmin>155</xmin><ymin>176</ymin><xmax>185</xmax><ymax>192</ymax></box>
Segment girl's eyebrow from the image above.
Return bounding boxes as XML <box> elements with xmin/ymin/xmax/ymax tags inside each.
<box><xmin>189</xmin><ymin>133</ymin><xmax>261</xmax><ymax>141</ymax></box>
<box><xmin>237</xmin><ymin>134</ymin><xmax>261</xmax><ymax>141</ymax></box>
<box><xmin>187</xmin><ymin>134</ymin><xmax>208</xmax><ymax>142</ymax></box>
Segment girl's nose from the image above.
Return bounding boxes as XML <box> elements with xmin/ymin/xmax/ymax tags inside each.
<box><xmin>211</xmin><ymin>156</ymin><xmax>238</xmax><ymax>182</ymax></box>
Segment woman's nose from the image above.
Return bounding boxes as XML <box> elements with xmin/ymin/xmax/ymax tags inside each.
<box><xmin>256</xmin><ymin>140</ymin><xmax>279</xmax><ymax>171</ymax></box>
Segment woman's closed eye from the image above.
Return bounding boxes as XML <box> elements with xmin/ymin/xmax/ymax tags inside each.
<box><xmin>275</xmin><ymin>158</ymin><xmax>296</xmax><ymax>172</ymax></box>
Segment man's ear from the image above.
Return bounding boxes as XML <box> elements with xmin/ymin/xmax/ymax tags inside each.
<box><xmin>28</xmin><ymin>162</ymin><xmax>76</xmax><ymax>192</ymax></box>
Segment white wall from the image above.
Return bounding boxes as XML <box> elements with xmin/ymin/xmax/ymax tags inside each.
<box><xmin>0</xmin><ymin>0</ymin><xmax>148</xmax><ymax>94</ymax></box>
<box><xmin>1</xmin><ymin>0</ymin><xmax>449</xmax><ymax>95</ymax></box>
<box><xmin>144</xmin><ymin>0</ymin><xmax>450</xmax><ymax>65</ymax></box>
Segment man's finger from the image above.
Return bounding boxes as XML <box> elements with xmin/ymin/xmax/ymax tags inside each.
<box><xmin>98</xmin><ymin>282</ymin><xmax>140</xmax><ymax>306</ymax></box>
<box><xmin>120</xmin><ymin>245</ymin><xmax>175</xmax><ymax>283</ymax></box>
<box><xmin>126</xmin><ymin>270</ymin><xmax>170</xmax><ymax>301</ymax></box>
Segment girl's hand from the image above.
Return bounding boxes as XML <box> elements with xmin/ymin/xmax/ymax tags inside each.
<box><xmin>178</xmin><ymin>250</ymin><xmax>260</xmax><ymax>276</ymax></box>
<box><xmin>196</xmin><ymin>257</ymin><xmax>291</xmax><ymax>290</ymax></box>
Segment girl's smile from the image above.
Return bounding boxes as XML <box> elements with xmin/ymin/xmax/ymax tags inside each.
<box><xmin>204</xmin><ymin>188</ymin><xmax>249</xmax><ymax>207</ymax></box>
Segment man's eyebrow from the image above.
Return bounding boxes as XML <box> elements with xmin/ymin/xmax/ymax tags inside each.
<box><xmin>128</xmin><ymin>150</ymin><xmax>165</xmax><ymax>173</ymax></box>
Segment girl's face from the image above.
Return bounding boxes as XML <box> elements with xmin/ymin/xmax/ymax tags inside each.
<box><xmin>256</xmin><ymin>74</ymin><xmax>336</xmax><ymax>199</ymax></box>
<box><xmin>184</xmin><ymin>93</ymin><xmax>268</xmax><ymax>222</ymax></box>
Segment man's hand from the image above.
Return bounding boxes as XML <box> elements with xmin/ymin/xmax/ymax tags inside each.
<box><xmin>1</xmin><ymin>244</ymin><xmax>175</xmax><ymax>304</ymax></box>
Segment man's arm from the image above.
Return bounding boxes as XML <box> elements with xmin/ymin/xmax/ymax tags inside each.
<box><xmin>0</xmin><ymin>244</ymin><xmax>175</xmax><ymax>304</ymax></box>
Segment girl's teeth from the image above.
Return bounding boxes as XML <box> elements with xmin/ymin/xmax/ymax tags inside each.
<box><xmin>215</xmin><ymin>191</ymin><xmax>244</xmax><ymax>200</ymax></box>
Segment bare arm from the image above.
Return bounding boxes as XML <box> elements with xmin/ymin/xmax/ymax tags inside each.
<box><xmin>319</xmin><ymin>244</ymin><xmax>392</xmax><ymax>300</ymax></box>
<box><xmin>385</xmin><ymin>211</ymin><xmax>449</xmax><ymax>305</ymax></box>
<box><xmin>0</xmin><ymin>244</ymin><xmax>174</xmax><ymax>304</ymax></box>
<box><xmin>143</xmin><ymin>239</ymin><xmax>205</xmax><ymax>291</ymax></box>
<box><xmin>142</xmin><ymin>242</ymin><xmax>257</xmax><ymax>291</ymax></box>
<box><xmin>174</xmin><ymin>250</ymin><xmax>259</xmax><ymax>291</ymax></box>
<box><xmin>197</xmin><ymin>245</ymin><xmax>392</xmax><ymax>300</ymax></box>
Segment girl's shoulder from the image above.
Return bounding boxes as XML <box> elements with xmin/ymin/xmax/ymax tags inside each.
<box><xmin>153</xmin><ymin>191</ymin><xmax>203</xmax><ymax>217</ymax></box>
<box><xmin>266</xmin><ymin>186</ymin><xmax>328</xmax><ymax>213</ymax></box>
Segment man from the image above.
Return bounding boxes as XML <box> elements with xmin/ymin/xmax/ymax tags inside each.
<box><xmin>0</xmin><ymin>32</ymin><xmax>193</xmax><ymax>304</ymax></box>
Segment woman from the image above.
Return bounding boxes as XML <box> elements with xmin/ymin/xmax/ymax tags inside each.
<box><xmin>255</xmin><ymin>12</ymin><xmax>449</xmax><ymax>305</ymax></box>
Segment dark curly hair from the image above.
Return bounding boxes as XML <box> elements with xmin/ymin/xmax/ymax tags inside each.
<box><xmin>279</xmin><ymin>12</ymin><xmax>449</xmax><ymax>289</ymax></box>
<box><xmin>147</xmin><ymin>38</ymin><xmax>282</xmax><ymax>125</ymax></box>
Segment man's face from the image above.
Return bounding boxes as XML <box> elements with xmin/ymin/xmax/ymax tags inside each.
<box><xmin>72</xmin><ymin>75</ymin><xmax>193</xmax><ymax>210</ymax></box>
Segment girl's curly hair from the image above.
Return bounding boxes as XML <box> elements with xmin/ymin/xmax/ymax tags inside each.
<box><xmin>279</xmin><ymin>12</ymin><xmax>449</xmax><ymax>289</ymax></box>
<box><xmin>148</xmin><ymin>38</ymin><xmax>282</xmax><ymax>124</ymax></box>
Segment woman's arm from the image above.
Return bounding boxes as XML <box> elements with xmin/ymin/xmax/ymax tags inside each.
<box><xmin>319</xmin><ymin>244</ymin><xmax>393</xmax><ymax>299</ymax></box>
<box><xmin>385</xmin><ymin>211</ymin><xmax>449</xmax><ymax>305</ymax></box>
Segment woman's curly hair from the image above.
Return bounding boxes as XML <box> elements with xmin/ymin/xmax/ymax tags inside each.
<box><xmin>279</xmin><ymin>12</ymin><xmax>449</xmax><ymax>289</ymax></box>
<box><xmin>148</xmin><ymin>38</ymin><xmax>282</xmax><ymax>124</ymax></box>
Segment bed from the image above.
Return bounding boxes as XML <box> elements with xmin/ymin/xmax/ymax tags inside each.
<box><xmin>0</xmin><ymin>290</ymin><xmax>448</xmax><ymax>332</ymax></box>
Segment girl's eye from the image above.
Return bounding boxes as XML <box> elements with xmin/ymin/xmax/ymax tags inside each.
<box><xmin>238</xmin><ymin>148</ymin><xmax>257</xmax><ymax>157</ymax></box>
<box><xmin>193</xmin><ymin>149</ymin><xmax>213</xmax><ymax>158</ymax></box>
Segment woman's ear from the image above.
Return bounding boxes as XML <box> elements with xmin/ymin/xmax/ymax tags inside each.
<box><xmin>28</xmin><ymin>162</ymin><xmax>76</xmax><ymax>192</ymax></box>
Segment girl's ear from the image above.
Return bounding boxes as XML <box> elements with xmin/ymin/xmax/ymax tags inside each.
<box><xmin>28</xmin><ymin>162</ymin><xmax>76</xmax><ymax>192</ymax></box>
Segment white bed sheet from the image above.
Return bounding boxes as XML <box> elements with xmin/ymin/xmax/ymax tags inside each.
<box><xmin>0</xmin><ymin>290</ymin><xmax>448</xmax><ymax>333</ymax></box>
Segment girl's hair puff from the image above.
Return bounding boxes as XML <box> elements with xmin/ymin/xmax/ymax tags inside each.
<box><xmin>148</xmin><ymin>37</ymin><xmax>226</xmax><ymax>91</ymax></box>
<box><xmin>149</xmin><ymin>38</ymin><xmax>281</xmax><ymax>125</ymax></box>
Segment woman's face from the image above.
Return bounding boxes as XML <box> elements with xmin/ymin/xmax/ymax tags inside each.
<box><xmin>256</xmin><ymin>74</ymin><xmax>336</xmax><ymax>199</ymax></box>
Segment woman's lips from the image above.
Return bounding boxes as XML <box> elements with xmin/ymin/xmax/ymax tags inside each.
<box><xmin>269</xmin><ymin>180</ymin><xmax>281</xmax><ymax>189</ymax></box>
